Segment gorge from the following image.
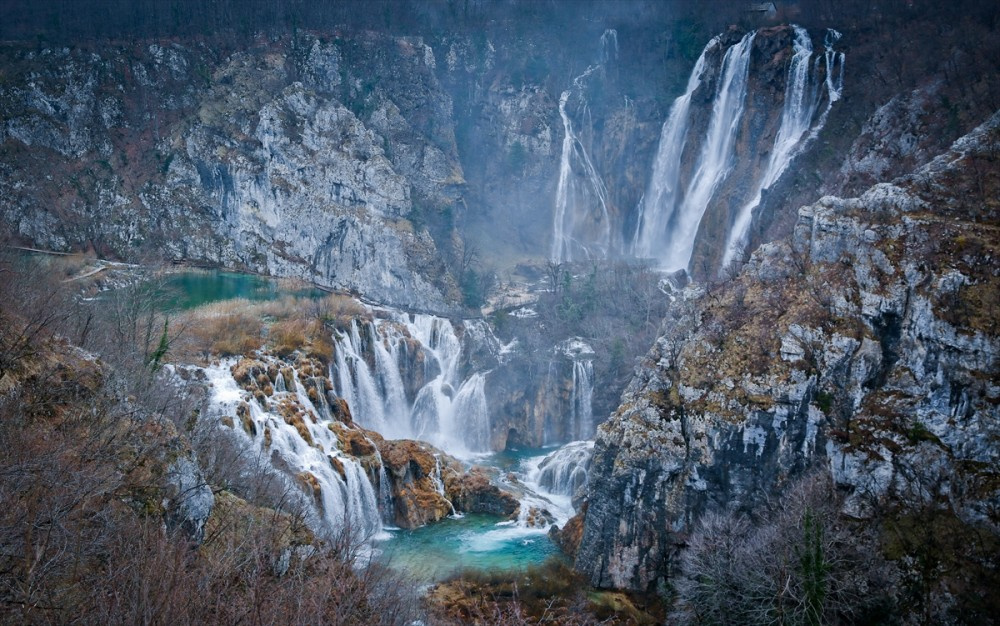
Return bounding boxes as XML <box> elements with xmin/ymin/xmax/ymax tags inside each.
<box><xmin>1</xmin><ymin>1</ymin><xmax>998</xmax><ymax>623</ymax></box>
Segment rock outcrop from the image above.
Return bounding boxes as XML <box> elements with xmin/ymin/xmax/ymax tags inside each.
<box><xmin>0</xmin><ymin>34</ymin><xmax>461</xmax><ymax>312</ymax></box>
<box><xmin>377</xmin><ymin>438</ymin><xmax>459</xmax><ymax>528</ymax></box>
<box><xmin>576</xmin><ymin>111</ymin><xmax>1000</xmax><ymax>591</ymax></box>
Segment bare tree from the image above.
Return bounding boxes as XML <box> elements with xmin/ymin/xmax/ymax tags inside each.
<box><xmin>671</xmin><ymin>472</ymin><xmax>897</xmax><ymax>625</ymax></box>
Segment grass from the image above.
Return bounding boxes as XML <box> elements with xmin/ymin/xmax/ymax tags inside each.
<box><xmin>169</xmin><ymin>292</ymin><xmax>366</xmax><ymax>364</ymax></box>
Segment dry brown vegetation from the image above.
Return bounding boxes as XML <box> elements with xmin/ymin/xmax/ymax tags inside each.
<box><xmin>0</xmin><ymin>250</ymin><xmax>417</xmax><ymax>625</ymax></box>
<box><xmin>166</xmin><ymin>291</ymin><xmax>365</xmax><ymax>364</ymax></box>
<box><xmin>426</xmin><ymin>560</ymin><xmax>665</xmax><ymax>625</ymax></box>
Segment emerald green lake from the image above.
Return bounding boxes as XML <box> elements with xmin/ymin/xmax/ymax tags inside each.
<box><xmin>160</xmin><ymin>271</ymin><xmax>326</xmax><ymax>310</ymax></box>
<box><xmin>377</xmin><ymin>513</ymin><xmax>563</xmax><ymax>582</ymax></box>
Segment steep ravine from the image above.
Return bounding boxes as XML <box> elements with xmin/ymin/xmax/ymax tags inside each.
<box><xmin>575</xmin><ymin>111</ymin><xmax>1000</xmax><ymax>600</ymax></box>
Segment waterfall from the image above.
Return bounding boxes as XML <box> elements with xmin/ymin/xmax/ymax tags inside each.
<box><xmin>813</xmin><ymin>29</ymin><xmax>845</xmax><ymax>137</ymax></box>
<box><xmin>332</xmin><ymin>312</ymin><xmax>492</xmax><ymax>456</ymax></box>
<box><xmin>550</xmin><ymin>31</ymin><xmax>618</xmax><ymax>264</ymax></box>
<box><xmin>365</xmin><ymin>434</ymin><xmax>396</xmax><ymax>526</ymax></box>
<box><xmin>431</xmin><ymin>454</ymin><xmax>458</xmax><ymax>516</ymax></box>
<box><xmin>634</xmin><ymin>27</ymin><xmax>844</xmax><ymax>276</ymax></box>
<box><xmin>571</xmin><ymin>360</ymin><xmax>595</xmax><ymax>440</ymax></box>
<box><xmin>632</xmin><ymin>38</ymin><xmax>717</xmax><ymax>258</ymax></box>
<box><xmin>203</xmin><ymin>361</ymin><xmax>383</xmax><ymax>539</ymax></box>
<box><xmin>600</xmin><ymin>28</ymin><xmax>618</xmax><ymax>64</ymax></box>
<box><xmin>660</xmin><ymin>31</ymin><xmax>756</xmax><ymax>273</ymax></box>
<box><xmin>543</xmin><ymin>337</ymin><xmax>596</xmax><ymax>444</ymax></box>
<box><xmin>530</xmin><ymin>440</ymin><xmax>594</xmax><ymax>497</ymax></box>
<box><xmin>550</xmin><ymin>84</ymin><xmax>612</xmax><ymax>263</ymax></box>
<box><xmin>719</xmin><ymin>26</ymin><xmax>845</xmax><ymax>270</ymax></box>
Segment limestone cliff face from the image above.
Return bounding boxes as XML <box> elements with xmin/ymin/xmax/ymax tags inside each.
<box><xmin>575</xmin><ymin>112</ymin><xmax>1000</xmax><ymax>591</ymax></box>
<box><xmin>0</xmin><ymin>35</ymin><xmax>460</xmax><ymax>311</ymax></box>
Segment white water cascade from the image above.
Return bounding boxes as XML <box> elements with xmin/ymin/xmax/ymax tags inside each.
<box><xmin>530</xmin><ymin>440</ymin><xmax>595</xmax><ymax>497</ymax></box>
<box><xmin>571</xmin><ymin>360</ymin><xmax>595</xmax><ymax>440</ymax></box>
<box><xmin>719</xmin><ymin>26</ymin><xmax>846</xmax><ymax>269</ymax></box>
<box><xmin>659</xmin><ymin>31</ymin><xmax>756</xmax><ymax>272</ymax></box>
<box><xmin>633</xmin><ymin>27</ymin><xmax>844</xmax><ymax>275</ymax></box>
<box><xmin>332</xmin><ymin>312</ymin><xmax>492</xmax><ymax>457</ymax></box>
<box><xmin>550</xmin><ymin>31</ymin><xmax>617</xmax><ymax>264</ymax></box>
<box><xmin>631</xmin><ymin>38</ymin><xmax>717</xmax><ymax>257</ymax></box>
<box><xmin>557</xmin><ymin>337</ymin><xmax>596</xmax><ymax>441</ymax></box>
<box><xmin>203</xmin><ymin>361</ymin><xmax>384</xmax><ymax>539</ymax></box>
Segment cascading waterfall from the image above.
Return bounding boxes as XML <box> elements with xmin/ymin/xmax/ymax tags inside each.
<box><xmin>365</xmin><ymin>434</ymin><xmax>396</xmax><ymax>526</ymax></box>
<box><xmin>550</xmin><ymin>30</ymin><xmax>617</xmax><ymax>264</ymax></box>
<box><xmin>203</xmin><ymin>361</ymin><xmax>383</xmax><ymax>539</ymax></box>
<box><xmin>332</xmin><ymin>312</ymin><xmax>492</xmax><ymax>457</ymax></box>
<box><xmin>600</xmin><ymin>28</ymin><xmax>618</xmax><ymax>64</ymax></box>
<box><xmin>634</xmin><ymin>27</ymin><xmax>844</xmax><ymax>275</ymax></box>
<box><xmin>659</xmin><ymin>31</ymin><xmax>756</xmax><ymax>272</ymax></box>
<box><xmin>719</xmin><ymin>26</ymin><xmax>846</xmax><ymax>270</ymax></box>
<box><xmin>812</xmin><ymin>29</ymin><xmax>845</xmax><ymax>138</ymax></box>
<box><xmin>530</xmin><ymin>440</ymin><xmax>595</xmax><ymax>497</ymax></box>
<box><xmin>558</xmin><ymin>338</ymin><xmax>596</xmax><ymax>441</ymax></box>
<box><xmin>431</xmin><ymin>455</ymin><xmax>458</xmax><ymax>516</ymax></box>
<box><xmin>631</xmin><ymin>38</ymin><xmax>717</xmax><ymax>257</ymax></box>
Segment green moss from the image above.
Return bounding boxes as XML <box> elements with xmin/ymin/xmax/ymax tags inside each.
<box><xmin>905</xmin><ymin>421</ymin><xmax>941</xmax><ymax>446</ymax></box>
<box><xmin>815</xmin><ymin>390</ymin><xmax>834</xmax><ymax>414</ymax></box>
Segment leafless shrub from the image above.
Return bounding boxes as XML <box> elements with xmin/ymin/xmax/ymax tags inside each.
<box><xmin>671</xmin><ymin>472</ymin><xmax>897</xmax><ymax>625</ymax></box>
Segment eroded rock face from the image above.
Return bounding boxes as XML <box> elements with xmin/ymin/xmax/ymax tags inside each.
<box><xmin>445</xmin><ymin>467</ymin><xmax>520</xmax><ymax>517</ymax></box>
<box><xmin>377</xmin><ymin>438</ymin><xmax>458</xmax><ymax>528</ymax></box>
<box><xmin>576</xmin><ymin>112</ymin><xmax>1000</xmax><ymax>591</ymax></box>
<box><xmin>0</xmin><ymin>34</ymin><xmax>460</xmax><ymax>312</ymax></box>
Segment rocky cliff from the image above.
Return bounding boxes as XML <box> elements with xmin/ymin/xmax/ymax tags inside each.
<box><xmin>575</xmin><ymin>110</ymin><xmax>1000</xmax><ymax>592</ymax></box>
<box><xmin>0</xmin><ymin>34</ymin><xmax>463</xmax><ymax>311</ymax></box>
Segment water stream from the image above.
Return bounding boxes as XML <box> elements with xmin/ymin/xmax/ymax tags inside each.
<box><xmin>633</xmin><ymin>26</ymin><xmax>845</xmax><ymax>274</ymax></box>
<box><xmin>185</xmin><ymin>277</ymin><xmax>596</xmax><ymax>579</ymax></box>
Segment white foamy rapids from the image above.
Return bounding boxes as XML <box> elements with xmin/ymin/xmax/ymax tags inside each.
<box><xmin>331</xmin><ymin>312</ymin><xmax>492</xmax><ymax>458</ymax></box>
<box><xmin>528</xmin><ymin>441</ymin><xmax>594</xmax><ymax>501</ymax></box>
<box><xmin>719</xmin><ymin>26</ymin><xmax>845</xmax><ymax>270</ymax></box>
<box><xmin>203</xmin><ymin>361</ymin><xmax>385</xmax><ymax>540</ymax></box>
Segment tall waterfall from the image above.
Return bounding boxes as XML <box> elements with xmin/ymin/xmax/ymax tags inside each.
<box><xmin>550</xmin><ymin>30</ymin><xmax>617</xmax><ymax>264</ymax></box>
<box><xmin>332</xmin><ymin>312</ymin><xmax>492</xmax><ymax>457</ymax></box>
<box><xmin>633</xmin><ymin>26</ymin><xmax>844</xmax><ymax>274</ymax></box>
<box><xmin>659</xmin><ymin>31</ymin><xmax>756</xmax><ymax>272</ymax></box>
<box><xmin>631</xmin><ymin>38</ymin><xmax>717</xmax><ymax>257</ymax></box>
<box><xmin>719</xmin><ymin>27</ymin><xmax>846</xmax><ymax>269</ymax></box>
